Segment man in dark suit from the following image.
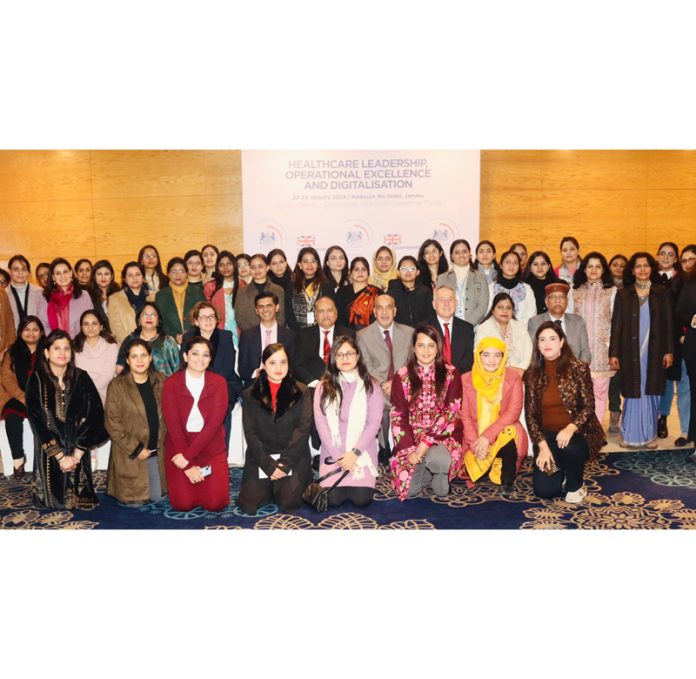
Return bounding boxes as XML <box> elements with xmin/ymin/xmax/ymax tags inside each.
<box><xmin>428</xmin><ymin>285</ymin><xmax>474</xmax><ymax>374</ymax></box>
<box><xmin>238</xmin><ymin>291</ymin><xmax>295</xmax><ymax>387</ymax></box>
<box><xmin>292</xmin><ymin>296</ymin><xmax>355</xmax><ymax>464</ymax></box>
<box><xmin>293</xmin><ymin>296</ymin><xmax>355</xmax><ymax>387</ymax></box>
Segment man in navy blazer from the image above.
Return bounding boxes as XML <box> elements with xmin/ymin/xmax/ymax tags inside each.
<box><xmin>238</xmin><ymin>291</ymin><xmax>295</xmax><ymax>387</ymax></box>
<box><xmin>428</xmin><ymin>285</ymin><xmax>474</xmax><ymax>374</ymax></box>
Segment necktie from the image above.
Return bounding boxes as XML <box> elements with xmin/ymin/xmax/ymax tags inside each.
<box><xmin>263</xmin><ymin>327</ymin><xmax>272</xmax><ymax>350</ymax></box>
<box><xmin>554</xmin><ymin>319</ymin><xmax>562</xmax><ymax>329</ymax></box>
<box><xmin>384</xmin><ymin>329</ymin><xmax>394</xmax><ymax>381</ymax></box>
<box><xmin>443</xmin><ymin>322</ymin><xmax>452</xmax><ymax>364</ymax></box>
<box><xmin>323</xmin><ymin>330</ymin><xmax>331</xmax><ymax>364</ymax></box>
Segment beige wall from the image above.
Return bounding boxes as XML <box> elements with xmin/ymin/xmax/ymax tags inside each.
<box><xmin>1</xmin><ymin>150</ymin><xmax>694</xmax><ymax>282</ymax></box>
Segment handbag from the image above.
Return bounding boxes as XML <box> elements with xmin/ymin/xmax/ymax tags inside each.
<box><xmin>302</xmin><ymin>466</ymin><xmax>350</xmax><ymax>512</ymax></box>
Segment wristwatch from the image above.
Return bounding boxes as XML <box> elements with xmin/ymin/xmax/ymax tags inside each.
<box><xmin>351</xmin><ymin>448</ymin><xmax>363</xmax><ymax>457</ymax></box>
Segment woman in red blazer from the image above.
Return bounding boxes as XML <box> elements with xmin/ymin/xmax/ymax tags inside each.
<box><xmin>162</xmin><ymin>336</ymin><xmax>229</xmax><ymax>511</ymax></box>
<box><xmin>459</xmin><ymin>336</ymin><xmax>528</xmax><ymax>494</ymax></box>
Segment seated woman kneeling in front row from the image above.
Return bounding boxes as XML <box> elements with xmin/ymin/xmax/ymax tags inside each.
<box><xmin>105</xmin><ymin>339</ymin><xmax>167</xmax><ymax>507</ymax></box>
<box><xmin>162</xmin><ymin>337</ymin><xmax>230</xmax><ymax>512</ymax></box>
<box><xmin>238</xmin><ymin>343</ymin><xmax>313</xmax><ymax>514</ymax></box>
<box><xmin>390</xmin><ymin>323</ymin><xmax>463</xmax><ymax>501</ymax></box>
<box><xmin>524</xmin><ymin>321</ymin><xmax>605</xmax><ymax>503</ymax></box>
<box><xmin>459</xmin><ymin>337</ymin><xmax>528</xmax><ymax>494</ymax></box>
<box><xmin>313</xmin><ymin>336</ymin><xmax>383</xmax><ymax>509</ymax></box>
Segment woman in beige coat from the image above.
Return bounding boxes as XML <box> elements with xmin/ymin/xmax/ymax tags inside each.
<box><xmin>105</xmin><ymin>338</ymin><xmax>167</xmax><ymax>506</ymax></box>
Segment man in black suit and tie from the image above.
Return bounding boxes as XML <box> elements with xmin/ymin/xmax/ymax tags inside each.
<box><xmin>293</xmin><ymin>296</ymin><xmax>355</xmax><ymax>465</ymax></box>
<box><xmin>238</xmin><ymin>291</ymin><xmax>296</xmax><ymax>387</ymax></box>
<box><xmin>429</xmin><ymin>285</ymin><xmax>474</xmax><ymax>374</ymax></box>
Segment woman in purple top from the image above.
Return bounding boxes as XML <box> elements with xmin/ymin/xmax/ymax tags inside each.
<box><xmin>313</xmin><ymin>336</ymin><xmax>383</xmax><ymax>508</ymax></box>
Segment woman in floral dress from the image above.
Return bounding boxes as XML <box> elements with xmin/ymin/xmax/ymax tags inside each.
<box><xmin>389</xmin><ymin>323</ymin><xmax>463</xmax><ymax>500</ymax></box>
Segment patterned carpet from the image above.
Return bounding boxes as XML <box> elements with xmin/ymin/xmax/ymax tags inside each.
<box><xmin>2</xmin><ymin>449</ymin><xmax>696</xmax><ymax>529</ymax></box>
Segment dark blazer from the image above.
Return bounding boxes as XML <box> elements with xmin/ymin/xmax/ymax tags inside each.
<box><xmin>387</xmin><ymin>279</ymin><xmax>432</xmax><ymax>328</ymax></box>
<box><xmin>238</xmin><ymin>324</ymin><xmax>296</xmax><ymax>386</ymax></box>
<box><xmin>179</xmin><ymin>328</ymin><xmax>243</xmax><ymax>406</ymax></box>
<box><xmin>428</xmin><ymin>316</ymin><xmax>474</xmax><ymax>375</ymax></box>
<box><xmin>676</xmin><ymin>277</ymin><xmax>696</xmax><ymax>364</ymax></box>
<box><xmin>293</xmin><ymin>324</ymin><xmax>355</xmax><ymax>385</ymax></box>
<box><xmin>609</xmin><ymin>284</ymin><xmax>674</xmax><ymax>398</ymax></box>
<box><xmin>156</xmin><ymin>284</ymin><xmax>206</xmax><ymax>338</ymax></box>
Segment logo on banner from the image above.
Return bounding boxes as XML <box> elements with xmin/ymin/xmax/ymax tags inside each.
<box><xmin>257</xmin><ymin>223</ymin><xmax>285</xmax><ymax>248</ymax></box>
<box><xmin>297</xmin><ymin>235</ymin><xmax>316</xmax><ymax>247</ymax></box>
<box><xmin>427</xmin><ymin>219</ymin><xmax>457</xmax><ymax>245</ymax></box>
<box><xmin>344</xmin><ymin>221</ymin><xmax>372</xmax><ymax>248</ymax></box>
<box><xmin>384</xmin><ymin>233</ymin><xmax>402</xmax><ymax>246</ymax></box>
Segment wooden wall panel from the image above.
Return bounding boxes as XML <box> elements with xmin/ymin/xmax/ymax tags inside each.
<box><xmin>1</xmin><ymin>150</ymin><xmax>694</xmax><ymax>281</ymax></box>
<box><xmin>480</xmin><ymin>150</ymin><xmax>696</xmax><ymax>259</ymax></box>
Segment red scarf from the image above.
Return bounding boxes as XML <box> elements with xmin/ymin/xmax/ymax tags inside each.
<box><xmin>47</xmin><ymin>285</ymin><xmax>73</xmax><ymax>332</ymax></box>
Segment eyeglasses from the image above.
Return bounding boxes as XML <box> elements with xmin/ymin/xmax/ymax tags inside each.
<box><xmin>336</xmin><ymin>351</ymin><xmax>357</xmax><ymax>360</ymax></box>
<box><xmin>197</xmin><ymin>314</ymin><xmax>217</xmax><ymax>321</ymax></box>
<box><xmin>681</xmin><ymin>256</ymin><xmax>696</xmax><ymax>264</ymax></box>
<box><xmin>399</xmin><ymin>266</ymin><xmax>416</xmax><ymax>272</ymax></box>
<box><xmin>141</xmin><ymin>312</ymin><xmax>158</xmax><ymax>319</ymax></box>
<box><xmin>658</xmin><ymin>250</ymin><xmax>676</xmax><ymax>257</ymax></box>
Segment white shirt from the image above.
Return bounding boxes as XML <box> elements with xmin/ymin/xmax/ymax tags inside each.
<box><xmin>436</xmin><ymin>315</ymin><xmax>454</xmax><ymax>335</ymax></box>
<box><xmin>185</xmin><ymin>371</ymin><xmax>206</xmax><ymax>432</ymax></box>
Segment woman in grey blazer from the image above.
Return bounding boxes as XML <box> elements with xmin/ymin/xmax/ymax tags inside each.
<box><xmin>436</xmin><ymin>239</ymin><xmax>489</xmax><ymax>327</ymax></box>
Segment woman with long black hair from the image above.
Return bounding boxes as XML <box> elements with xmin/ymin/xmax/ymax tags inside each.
<box><xmin>0</xmin><ymin>316</ymin><xmax>45</xmax><ymax>478</ymax></box>
<box><xmin>285</xmin><ymin>246</ymin><xmax>333</xmax><ymax>331</ymax></box>
<box><xmin>313</xmin><ymin>336</ymin><xmax>383</xmax><ymax>508</ymax></box>
<box><xmin>390</xmin><ymin>323</ymin><xmax>463</xmax><ymax>500</ymax></box>
<box><xmin>238</xmin><ymin>342</ymin><xmax>313</xmax><ymax>513</ymax></box>
<box><xmin>417</xmin><ymin>239</ymin><xmax>448</xmax><ymax>292</ymax></box>
<box><xmin>138</xmin><ymin>244</ymin><xmax>168</xmax><ymax>294</ymax></box>
<box><xmin>203</xmin><ymin>249</ymin><xmax>240</xmax><ymax>345</ymax></box>
<box><xmin>525</xmin><ymin>321</ymin><xmax>605</xmax><ymax>502</ymax></box>
<box><xmin>26</xmin><ymin>330</ymin><xmax>107</xmax><ymax>509</ymax></box>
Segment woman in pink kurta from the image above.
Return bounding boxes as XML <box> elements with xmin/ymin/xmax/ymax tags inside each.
<box><xmin>313</xmin><ymin>336</ymin><xmax>383</xmax><ymax>508</ymax></box>
<box><xmin>572</xmin><ymin>252</ymin><xmax>617</xmax><ymax>423</ymax></box>
<box><xmin>389</xmin><ymin>323</ymin><xmax>463</xmax><ymax>501</ymax></box>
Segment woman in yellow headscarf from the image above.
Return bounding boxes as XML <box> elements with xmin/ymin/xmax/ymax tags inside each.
<box><xmin>459</xmin><ymin>336</ymin><xmax>528</xmax><ymax>494</ymax></box>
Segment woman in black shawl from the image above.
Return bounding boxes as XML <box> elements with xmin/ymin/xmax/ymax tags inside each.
<box><xmin>26</xmin><ymin>329</ymin><xmax>108</xmax><ymax>509</ymax></box>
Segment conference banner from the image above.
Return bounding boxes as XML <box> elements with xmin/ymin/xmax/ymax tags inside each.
<box><xmin>241</xmin><ymin>150</ymin><xmax>480</xmax><ymax>265</ymax></box>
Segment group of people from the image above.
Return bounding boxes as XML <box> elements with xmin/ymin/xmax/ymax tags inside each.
<box><xmin>0</xmin><ymin>235</ymin><xmax>694</xmax><ymax>515</ymax></box>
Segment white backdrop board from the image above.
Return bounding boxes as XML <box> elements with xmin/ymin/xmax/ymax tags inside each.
<box><xmin>241</xmin><ymin>150</ymin><xmax>480</xmax><ymax>264</ymax></box>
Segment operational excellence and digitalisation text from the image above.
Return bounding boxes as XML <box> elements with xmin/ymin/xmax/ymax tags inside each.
<box><xmin>286</xmin><ymin>158</ymin><xmax>432</xmax><ymax>190</ymax></box>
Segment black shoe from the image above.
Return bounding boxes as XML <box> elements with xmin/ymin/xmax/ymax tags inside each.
<box><xmin>13</xmin><ymin>461</ymin><xmax>25</xmax><ymax>480</ymax></box>
<box><xmin>675</xmin><ymin>436</ymin><xmax>689</xmax><ymax>447</ymax></box>
<box><xmin>657</xmin><ymin>416</ymin><xmax>668</xmax><ymax>439</ymax></box>
<box><xmin>501</xmin><ymin>480</ymin><xmax>515</xmax><ymax>497</ymax></box>
<box><xmin>378</xmin><ymin>445</ymin><xmax>391</xmax><ymax>466</ymax></box>
<box><xmin>312</xmin><ymin>456</ymin><xmax>320</xmax><ymax>472</ymax></box>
